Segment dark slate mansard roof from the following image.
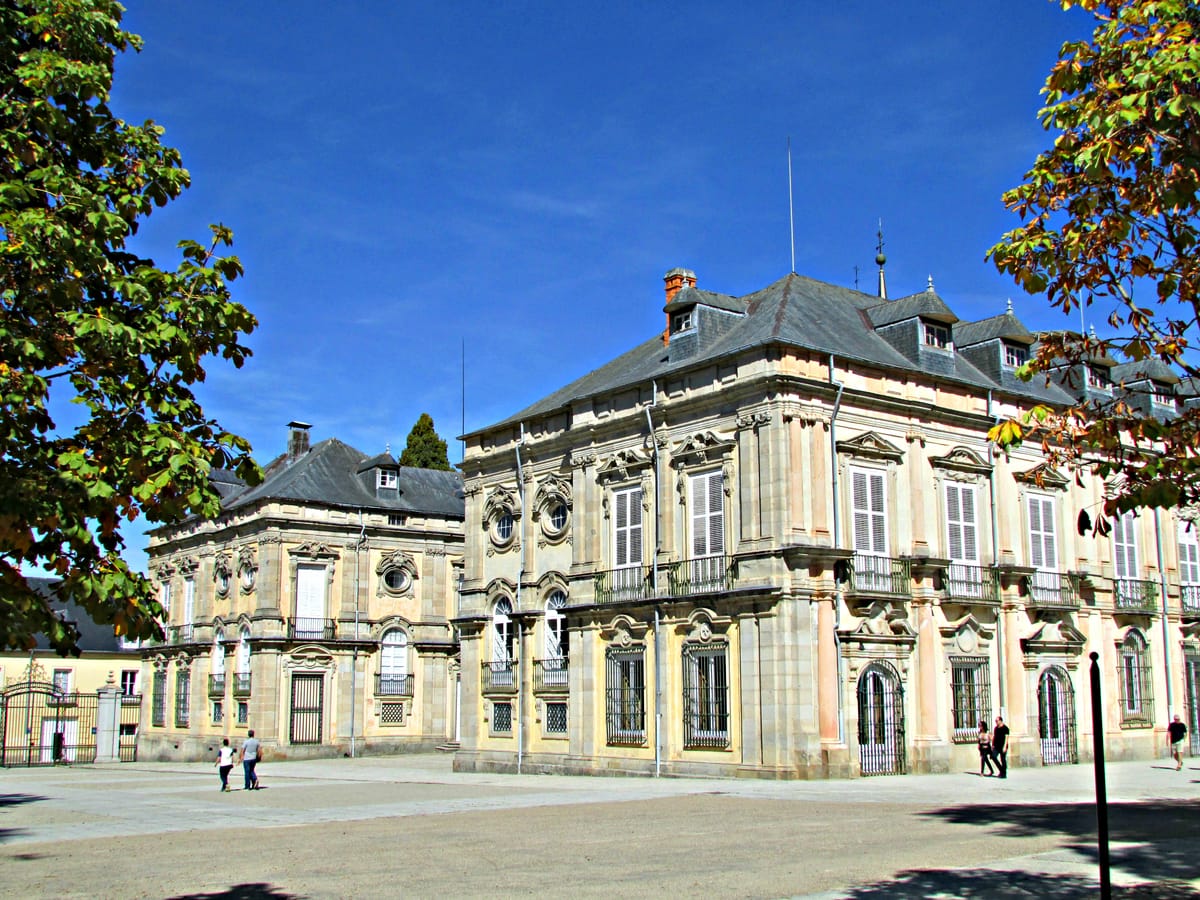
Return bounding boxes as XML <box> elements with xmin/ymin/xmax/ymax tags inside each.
<box><xmin>204</xmin><ymin>438</ymin><xmax>464</xmax><ymax>519</ymax></box>
<box><xmin>26</xmin><ymin>576</ymin><xmax>130</xmax><ymax>653</ymax></box>
<box><xmin>474</xmin><ymin>271</ymin><xmax>1076</xmax><ymax>434</ymax></box>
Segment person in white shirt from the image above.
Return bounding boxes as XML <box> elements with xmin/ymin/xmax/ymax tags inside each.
<box><xmin>215</xmin><ymin>738</ymin><xmax>234</xmax><ymax>792</ymax></box>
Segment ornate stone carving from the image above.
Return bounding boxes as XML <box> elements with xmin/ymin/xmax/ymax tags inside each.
<box><xmin>930</xmin><ymin>445</ymin><xmax>992</xmax><ymax>476</ymax></box>
<box><xmin>596</xmin><ymin>447</ymin><xmax>652</xmax><ymax>484</ymax></box>
<box><xmin>670</xmin><ymin>430</ymin><xmax>736</xmax><ymax>468</ymax></box>
<box><xmin>1014</xmin><ymin>462</ymin><xmax>1070</xmax><ymax>491</ymax></box>
<box><xmin>735</xmin><ymin>410</ymin><xmax>771</xmax><ymax>429</ymax></box>
<box><xmin>289</xmin><ymin>542</ymin><xmax>340</xmax><ymax>560</ymax></box>
<box><xmin>836</xmin><ymin>431</ymin><xmax>905</xmax><ymax>463</ymax></box>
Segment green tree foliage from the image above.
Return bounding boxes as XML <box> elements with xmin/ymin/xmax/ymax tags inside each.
<box><xmin>399</xmin><ymin>413</ymin><xmax>451</xmax><ymax>470</ymax></box>
<box><xmin>1</xmin><ymin>1</ymin><xmax>261</xmax><ymax>654</ymax></box>
<box><xmin>988</xmin><ymin>0</ymin><xmax>1200</xmax><ymax>521</ymax></box>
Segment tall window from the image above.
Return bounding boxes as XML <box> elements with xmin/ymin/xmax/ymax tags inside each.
<box><xmin>492</xmin><ymin>598</ymin><xmax>514</xmax><ymax>663</ymax></box>
<box><xmin>689</xmin><ymin>470</ymin><xmax>725</xmax><ymax>559</ymax></box>
<box><xmin>211</xmin><ymin>637</ymin><xmax>225</xmax><ymax>677</ymax></box>
<box><xmin>151</xmin><ymin>671</ymin><xmax>166</xmax><ymax>726</ymax></box>
<box><xmin>950</xmin><ymin>657</ymin><xmax>991</xmax><ymax>742</ymax></box>
<box><xmin>1112</xmin><ymin>510</ymin><xmax>1140</xmax><ymax>606</ymax></box>
<box><xmin>544</xmin><ymin>591</ymin><xmax>567</xmax><ymax>660</ymax></box>
<box><xmin>611</xmin><ymin>486</ymin><xmax>644</xmax><ymax>600</ymax></box>
<box><xmin>380</xmin><ymin>629</ymin><xmax>409</xmax><ymax>694</ymax></box>
<box><xmin>1118</xmin><ymin>631</ymin><xmax>1153</xmax><ymax>726</ymax></box>
<box><xmin>851</xmin><ymin>467</ymin><xmax>889</xmax><ymax>591</ymax></box>
<box><xmin>605</xmin><ymin>646</ymin><xmax>645</xmax><ymax>745</ymax></box>
<box><xmin>175</xmin><ymin>669</ymin><xmax>191</xmax><ymax>727</ymax></box>
<box><xmin>1027</xmin><ymin>494</ymin><xmax>1060</xmax><ymax>601</ymax></box>
<box><xmin>160</xmin><ymin>581</ymin><xmax>172</xmax><ymax>617</ymax></box>
<box><xmin>183</xmin><ymin>576</ymin><xmax>195</xmax><ymax>626</ymax></box>
<box><xmin>236</xmin><ymin>626</ymin><xmax>251</xmax><ymax>673</ymax></box>
<box><xmin>1179</xmin><ymin>522</ymin><xmax>1200</xmax><ymax>610</ymax></box>
<box><xmin>945</xmin><ymin>482</ymin><xmax>982</xmax><ymax>597</ymax></box>
<box><xmin>295</xmin><ymin>564</ymin><xmax>326</xmax><ymax>638</ymax></box>
<box><xmin>682</xmin><ymin>643</ymin><xmax>729</xmax><ymax>749</ymax></box>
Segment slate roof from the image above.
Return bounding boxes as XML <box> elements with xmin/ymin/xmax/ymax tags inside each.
<box><xmin>26</xmin><ymin>577</ymin><xmax>130</xmax><ymax>653</ymax></box>
<box><xmin>664</xmin><ymin>286</ymin><xmax>750</xmax><ymax>315</ymax></box>
<box><xmin>475</xmin><ymin>271</ymin><xmax>1077</xmax><ymax>434</ymax></box>
<box><xmin>1110</xmin><ymin>359</ymin><xmax>1179</xmax><ymax>385</ymax></box>
<box><xmin>209</xmin><ymin>438</ymin><xmax>463</xmax><ymax>518</ymax></box>
<box><xmin>955</xmin><ymin>311</ymin><xmax>1035</xmax><ymax>347</ymax></box>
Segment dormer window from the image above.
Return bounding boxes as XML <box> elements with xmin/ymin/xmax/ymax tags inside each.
<box><xmin>377</xmin><ymin>469</ymin><xmax>398</xmax><ymax>489</ymax></box>
<box><xmin>1003</xmin><ymin>344</ymin><xmax>1028</xmax><ymax>368</ymax></box>
<box><xmin>672</xmin><ymin>311</ymin><xmax>694</xmax><ymax>333</ymax></box>
<box><xmin>923</xmin><ymin>322</ymin><xmax>950</xmax><ymax>349</ymax></box>
<box><xmin>1152</xmin><ymin>383</ymin><xmax>1174</xmax><ymax>406</ymax></box>
<box><xmin>1087</xmin><ymin>366</ymin><xmax>1111</xmax><ymax>390</ymax></box>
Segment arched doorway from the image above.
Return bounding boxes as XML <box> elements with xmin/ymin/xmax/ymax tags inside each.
<box><xmin>1037</xmin><ymin>666</ymin><xmax>1077</xmax><ymax>765</ymax></box>
<box><xmin>857</xmin><ymin>662</ymin><xmax>906</xmax><ymax>776</ymax></box>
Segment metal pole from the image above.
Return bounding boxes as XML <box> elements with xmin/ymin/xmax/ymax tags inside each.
<box><xmin>1089</xmin><ymin>651</ymin><xmax>1111</xmax><ymax>900</ymax></box>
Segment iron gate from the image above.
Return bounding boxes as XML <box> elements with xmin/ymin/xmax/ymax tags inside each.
<box><xmin>119</xmin><ymin>695</ymin><xmax>142</xmax><ymax>762</ymax></box>
<box><xmin>857</xmin><ymin>662</ymin><xmax>906</xmax><ymax>776</ymax></box>
<box><xmin>289</xmin><ymin>673</ymin><xmax>324</xmax><ymax>744</ymax></box>
<box><xmin>1187</xmin><ymin>654</ymin><xmax>1200</xmax><ymax>757</ymax></box>
<box><xmin>1037</xmin><ymin>666</ymin><xmax>1078</xmax><ymax>765</ymax></box>
<box><xmin>1</xmin><ymin>681</ymin><xmax>99</xmax><ymax>767</ymax></box>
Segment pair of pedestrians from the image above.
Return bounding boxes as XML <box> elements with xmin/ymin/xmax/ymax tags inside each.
<box><xmin>976</xmin><ymin>716</ymin><xmax>1010</xmax><ymax>778</ymax></box>
<box><xmin>213</xmin><ymin>730</ymin><xmax>263</xmax><ymax>791</ymax></box>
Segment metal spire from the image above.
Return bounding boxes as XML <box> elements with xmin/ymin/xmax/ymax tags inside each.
<box><xmin>875</xmin><ymin>220</ymin><xmax>888</xmax><ymax>300</ymax></box>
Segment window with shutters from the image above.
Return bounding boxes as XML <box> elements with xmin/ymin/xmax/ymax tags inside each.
<box><xmin>683</xmin><ymin>470</ymin><xmax>727</xmax><ymax>593</ymax></box>
<box><xmin>1027</xmin><ymin>494</ymin><xmax>1061</xmax><ymax>603</ymax></box>
<box><xmin>610</xmin><ymin>486</ymin><xmax>644</xmax><ymax>600</ymax></box>
<box><xmin>1112</xmin><ymin>510</ymin><xmax>1141</xmax><ymax>607</ymax></box>
<box><xmin>183</xmin><ymin>576</ymin><xmax>195</xmax><ymax>626</ymax></box>
<box><xmin>379</xmin><ymin>629</ymin><xmax>410</xmax><ymax>695</ymax></box>
<box><xmin>945</xmin><ymin>482</ymin><xmax>985</xmax><ymax>599</ymax></box>
<box><xmin>851</xmin><ymin>467</ymin><xmax>890</xmax><ymax>591</ymax></box>
<box><xmin>1179</xmin><ymin>522</ymin><xmax>1200</xmax><ymax>611</ymax></box>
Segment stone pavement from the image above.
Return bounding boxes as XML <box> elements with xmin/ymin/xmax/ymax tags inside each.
<box><xmin>1</xmin><ymin>753</ymin><xmax>1197</xmax><ymax>898</ymax></box>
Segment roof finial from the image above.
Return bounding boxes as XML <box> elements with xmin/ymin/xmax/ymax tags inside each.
<box><xmin>927</xmin><ymin>274</ymin><xmax>935</xmax><ymax>293</ymax></box>
<box><xmin>1006</xmin><ymin>298</ymin><xmax>1013</xmax><ymax>314</ymax></box>
<box><xmin>385</xmin><ymin>441</ymin><xmax>391</xmax><ymax>455</ymax></box>
<box><xmin>875</xmin><ymin>219</ymin><xmax>887</xmax><ymax>301</ymax></box>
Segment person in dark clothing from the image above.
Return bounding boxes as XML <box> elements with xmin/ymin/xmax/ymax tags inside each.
<box><xmin>1169</xmin><ymin>715</ymin><xmax>1188</xmax><ymax>771</ymax></box>
<box><xmin>977</xmin><ymin>721</ymin><xmax>995</xmax><ymax>776</ymax></box>
<box><xmin>991</xmin><ymin>716</ymin><xmax>1010</xmax><ymax>778</ymax></box>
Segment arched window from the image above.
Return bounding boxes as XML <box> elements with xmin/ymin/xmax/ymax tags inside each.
<box><xmin>544</xmin><ymin>591</ymin><xmax>567</xmax><ymax>660</ymax></box>
<box><xmin>211</xmin><ymin>636</ymin><xmax>226</xmax><ymax>676</ymax></box>
<box><xmin>1119</xmin><ymin>630</ymin><xmax>1153</xmax><ymax>726</ymax></box>
<box><xmin>236</xmin><ymin>626</ymin><xmax>251</xmax><ymax>674</ymax></box>
<box><xmin>380</xmin><ymin>629</ymin><xmax>409</xmax><ymax>695</ymax></box>
<box><xmin>856</xmin><ymin>662</ymin><xmax>906</xmax><ymax>776</ymax></box>
<box><xmin>493</xmin><ymin>598</ymin><xmax>514</xmax><ymax>663</ymax></box>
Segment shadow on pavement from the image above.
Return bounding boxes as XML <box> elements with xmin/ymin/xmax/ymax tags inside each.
<box><xmin>841</xmin><ymin>868</ymin><xmax>1199</xmax><ymax>898</ymax></box>
<box><xmin>168</xmin><ymin>885</ymin><xmax>303</xmax><ymax>900</ymax></box>
<box><xmin>0</xmin><ymin>793</ymin><xmax>47</xmax><ymax>809</ymax></box>
<box><xmin>918</xmin><ymin>800</ymin><xmax>1200</xmax><ymax>884</ymax></box>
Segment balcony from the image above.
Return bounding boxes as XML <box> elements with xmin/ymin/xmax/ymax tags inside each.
<box><xmin>1114</xmin><ymin>578</ymin><xmax>1158</xmax><ymax>614</ymax></box>
<box><xmin>534</xmin><ymin>657</ymin><xmax>569</xmax><ymax>691</ymax></box>
<box><xmin>169</xmin><ymin>624</ymin><xmax>195</xmax><ymax>644</ymax></box>
<box><xmin>594</xmin><ymin>565</ymin><xmax>653</xmax><ymax>604</ymax></box>
<box><xmin>481</xmin><ymin>660</ymin><xmax>517</xmax><ymax>693</ymax></box>
<box><xmin>375</xmin><ymin>673</ymin><xmax>414</xmax><ymax>697</ymax></box>
<box><xmin>232</xmin><ymin>673</ymin><xmax>252</xmax><ymax>697</ymax></box>
<box><xmin>1181</xmin><ymin>583</ymin><xmax>1200</xmax><ymax>616</ymax></box>
<box><xmin>848</xmin><ymin>554</ymin><xmax>911</xmax><ymax>597</ymax></box>
<box><xmin>287</xmin><ymin>617</ymin><xmax>337</xmax><ymax>641</ymax></box>
<box><xmin>667</xmin><ymin>555</ymin><xmax>736</xmax><ymax>597</ymax></box>
<box><xmin>943</xmin><ymin>563</ymin><xmax>999</xmax><ymax>604</ymax></box>
<box><xmin>1025</xmin><ymin>570</ymin><xmax>1079</xmax><ymax>610</ymax></box>
<box><xmin>207</xmin><ymin>674</ymin><xmax>226</xmax><ymax>697</ymax></box>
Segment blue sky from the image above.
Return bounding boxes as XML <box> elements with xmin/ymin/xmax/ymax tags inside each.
<box><xmin>108</xmin><ymin>2</ymin><xmax>1095</xmax><ymax>564</ymax></box>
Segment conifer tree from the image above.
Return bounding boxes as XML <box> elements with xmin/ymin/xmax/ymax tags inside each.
<box><xmin>399</xmin><ymin>413</ymin><xmax>451</xmax><ymax>470</ymax></box>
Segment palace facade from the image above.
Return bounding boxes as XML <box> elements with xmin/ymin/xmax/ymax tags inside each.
<box><xmin>453</xmin><ymin>267</ymin><xmax>1200</xmax><ymax>779</ymax></box>
<box><xmin>141</xmin><ymin>423</ymin><xmax>464</xmax><ymax>760</ymax></box>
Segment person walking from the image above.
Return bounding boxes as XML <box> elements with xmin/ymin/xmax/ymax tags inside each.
<box><xmin>1168</xmin><ymin>714</ymin><xmax>1188</xmax><ymax>770</ymax></box>
<box><xmin>991</xmin><ymin>716</ymin><xmax>1010</xmax><ymax>779</ymax></box>
<box><xmin>977</xmin><ymin>721</ymin><xmax>995</xmax><ymax>776</ymax></box>
<box><xmin>214</xmin><ymin>738</ymin><xmax>234</xmax><ymax>792</ymax></box>
<box><xmin>240</xmin><ymin>729</ymin><xmax>261</xmax><ymax>790</ymax></box>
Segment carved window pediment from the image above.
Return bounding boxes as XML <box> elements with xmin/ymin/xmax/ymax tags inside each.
<box><xmin>599</xmin><ymin>614</ymin><xmax>649</xmax><ymax>646</ymax></box>
<box><xmin>290</xmin><ymin>541</ymin><xmax>340</xmax><ymax>560</ymax></box>
<box><xmin>1015</xmin><ymin>463</ymin><xmax>1069</xmax><ymax>491</ymax></box>
<box><xmin>669</xmin><ymin>431</ymin><xmax>736</xmax><ymax>469</ymax></box>
<box><xmin>930</xmin><ymin>446</ymin><xmax>992</xmax><ymax>476</ymax></box>
<box><xmin>597</xmin><ymin>448</ymin><xmax>653</xmax><ymax>484</ymax></box>
<box><xmin>836</xmin><ymin>431</ymin><xmax>904</xmax><ymax>463</ymax></box>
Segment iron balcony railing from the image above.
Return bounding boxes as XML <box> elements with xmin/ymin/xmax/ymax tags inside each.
<box><xmin>375</xmin><ymin>673</ymin><xmax>414</xmax><ymax>697</ymax></box>
<box><xmin>534</xmin><ymin>657</ymin><xmax>569</xmax><ymax>691</ymax></box>
<box><xmin>1114</xmin><ymin>578</ymin><xmax>1158</xmax><ymax>613</ymax></box>
<box><xmin>594</xmin><ymin>565</ymin><xmax>653</xmax><ymax>604</ymax></box>
<box><xmin>207</xmin><ymin>674</ymin><xmax>226</xmax><ymax>697</ymax></box>
<box><xmin>1182</xmin><ymin>584</ymin><xmax>1200</xmax><ymax>614</ymax></box>
<box><xmin>287</xmin><ymin>617</ymin><xmax>337</xmax><ymax>640</ymax></box>
<box><xmin>667</xmin><ymin>555</ymin><xmax>736</xmax><ymax>597</ymax></box>
<box><xmin>120</xmin><ymin>693</ymin><xmax>141</xmax><ymax>706</ymax></box>
<box><xmin>849</xmin><ymin>554</ymin><xmax>911</xmax><ymax>596</ymax></box>
<box><xmin>1025</xmin><ymin>571</ymin><xmax>1079</xmax><ymax>609</ymax></box>
<box><xmin>232</xmin><ymin>673</ymin><xmax>252</xmax><ymax>697</ymax></box>
<box><xmin>944</xmin><ymin>563</ymin><xmax>999</xmax><ymax>604</ymax></box>
<box><xmin>169</xmin><ymin>624</ymin><xmax>195</xmax><ymax>644</ymax></box>
<box><xmin>481</xmin><ymin>660</ymin><xmax>517</xmax><ymax>692</ymax></box>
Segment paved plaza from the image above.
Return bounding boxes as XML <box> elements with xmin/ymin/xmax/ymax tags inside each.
<box><xmin>0</xmin><ymin>753</ymin><xmax>1198</xmax><ymax>898</ymax></box>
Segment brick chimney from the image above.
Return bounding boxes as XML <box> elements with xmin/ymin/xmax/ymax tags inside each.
<box><xmin>287</xmin><ymin>421</ymin><xmax>311</xmax><ymax>465</ymax></box>
<box><xmin>663</xmin><ymin>268</ymin><xmax>697</xmax><ymax>346</ymax></box>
